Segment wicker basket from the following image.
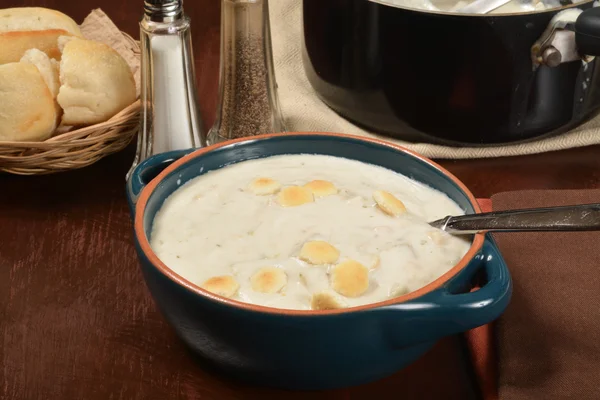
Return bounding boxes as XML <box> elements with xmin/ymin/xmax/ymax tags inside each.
<box><xmin>0</xmin><ymin>32</ymin><xmax>141</xmax><ymax>176</ymax></box>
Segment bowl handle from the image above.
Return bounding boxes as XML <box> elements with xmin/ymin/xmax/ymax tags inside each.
<box><xmin>125</xmin><ymin>149</ymin><xmax>194</xmax><ymax>215</ymax></box>
<box><xmin>379</xmin><ymin>238</ymin><xmax>512</xmax><ymax>348</ymax></box>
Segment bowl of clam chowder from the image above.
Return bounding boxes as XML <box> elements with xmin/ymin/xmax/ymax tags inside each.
<box><xmin>126</xmin><ymin>132</ymin><xmax>512</xmax><ymax>390</ymax></box>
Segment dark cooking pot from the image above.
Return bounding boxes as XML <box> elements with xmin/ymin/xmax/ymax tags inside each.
<box><xmin>302</xmin><ymin>0</ymin><xmax>600</xmax><ymax>145</ymax></box>
<box><xmin>126</xmin><ymin>132</ymin><xmax>511</xmax><ymax>390</ymax></box>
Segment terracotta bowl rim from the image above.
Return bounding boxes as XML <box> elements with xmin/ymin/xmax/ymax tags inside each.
<box><xmin>134</xmin><ymin>132</ymin><xmax>485</xmax><ymax>316</ymax></box>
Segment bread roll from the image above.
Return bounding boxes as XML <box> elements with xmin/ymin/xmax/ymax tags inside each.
<box><xmin>0</xmin><ymin>7</ymin><xmax>82</xmax><ymax>64</ymax></box>
<box><xmin>57</xmin><ymin>37</ymin><xmax>136</xmax><ymax>126</ymax></box>
<box><xmin>20</xmin><ymin>48</ymin><xmax>61</xmax><ymax>98</ymax></box>
<box><xmin>57</xmin><ymin>35</ymin><xmax>75</xmax><ymax>53</ymax></box>
<box><xmin>0</xmin><ymin>62</ymin><xmax>58</xmax><ymax>142</ymax></box>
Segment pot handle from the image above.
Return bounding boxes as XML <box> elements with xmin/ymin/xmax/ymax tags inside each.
<box><xmin>125</xmin><ymin>149</ymin><xmax>194</xmax><ymax>215</ymax></box>
<box><xmin>576</xmin><ymin>7</ymin><xmax>600</xmax><ymax>56</ymax></box>
<box><xmin>378</xmin><ymin>238</ymin><xmax>512</xmax><ymax>348</ymax></box>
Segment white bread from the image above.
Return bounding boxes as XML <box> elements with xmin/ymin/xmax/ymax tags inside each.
<box><xmin>57</xmin><ymin>35</ymin><xmax>75</xmax><ymax>53</ymax></box>
<box><xmin>0</xmin><ymin>7</ymin><xmax>81</xmax><ymax>34</ymax></box>
<box><xmin>20</xmin><ymin>48</ymin><xmax>61</xmax><ymax>98</ymax></box>
<box><xmin>0</xmin><ymin>7</ymin><xmax>83</xmax><ymax>64</ymax></box>
<box><xmin>0</xmin><ymin>62</ymin><xmax>58</xmax><ymax>142</ymax></box>
<box><xmin>57</xmin><ymin>37</ymin><xmax>136</xmax><ymax>126</ymax></box>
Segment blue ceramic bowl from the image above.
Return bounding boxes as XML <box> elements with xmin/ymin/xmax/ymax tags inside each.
<box><xmin>126</xmin><ymin>132</ymin><xmax>512</xmax><ymax>391</ymax></box>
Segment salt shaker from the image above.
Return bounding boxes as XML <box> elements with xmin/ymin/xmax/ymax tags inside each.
<box><xmin>207</xmin><ymin>0</ymin><xmax>286</xmax><ymax>144</ymax></box>
<box><xmin>127</xmin><ymin>0</ymin><xmax>205</xmax><ymax>181</ymax></box>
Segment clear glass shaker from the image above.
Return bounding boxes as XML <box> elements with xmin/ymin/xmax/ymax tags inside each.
<box><xmin>127</xmin><ymin>0</ymin><xmax>205</xmax><ymax>180</ymax></box>
<box><xmin>207</xmin><ymin>0</ymin><xmax>286</xmax><ymax>144</ymax></box>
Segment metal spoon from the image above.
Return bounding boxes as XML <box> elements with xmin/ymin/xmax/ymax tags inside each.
<box><xmin>429</xmin><ymin>203</ymin><xmax>600</xmax><ymax>235</ymax></box>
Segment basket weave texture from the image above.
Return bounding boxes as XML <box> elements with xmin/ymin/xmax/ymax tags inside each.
<box><xmin>0</xmin><ymin>32</ymin><xmax>141</xmax><ymax>176</ymax></box>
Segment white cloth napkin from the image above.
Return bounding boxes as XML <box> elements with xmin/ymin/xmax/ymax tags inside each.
<box><xmin>269</xmin><ymin>0</ymin><xmax>600</xmax><ymax>159</ymax></box>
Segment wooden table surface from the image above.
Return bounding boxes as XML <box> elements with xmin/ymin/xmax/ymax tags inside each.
<box><xmin>2</xmin><ymin>1</ymin><xmax>600</xmax><ymax>399</ymax></box>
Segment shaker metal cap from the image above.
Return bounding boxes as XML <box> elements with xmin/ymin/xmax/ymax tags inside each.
<box><xmin>143</xmin><ymin>0</ymin><xmax>183</xmax><ymax>21</ymax></box>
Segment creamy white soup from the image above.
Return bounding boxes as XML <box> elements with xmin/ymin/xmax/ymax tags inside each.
<box><xmin>150</xmin><ymin>154</ymin><xmax>472</xmax><ymax>311</ymax></box>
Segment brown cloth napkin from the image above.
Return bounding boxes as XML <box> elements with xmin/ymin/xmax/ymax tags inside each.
<box><xmin>491</xmin><ymin>189</ymin><xmax>600</xmax><ymax>400</ymax></box>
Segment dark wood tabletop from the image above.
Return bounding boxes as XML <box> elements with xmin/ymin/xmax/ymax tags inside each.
<box><xmin>2</xmin><ymin>1</ymin><xmax>600</xmax><ymax>399</ymax></box>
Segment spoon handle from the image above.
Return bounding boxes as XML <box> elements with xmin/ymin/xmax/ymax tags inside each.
<box><xmin>431</xmin><ymin>203</ymin><xmax>600</xmax><ymax>235</ymax></box>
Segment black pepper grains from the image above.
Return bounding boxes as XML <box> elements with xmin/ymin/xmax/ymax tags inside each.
<box><xmin>208</xmin><ymin>0</ymin><xmax>285</xmax><ymax>144</ymax></box>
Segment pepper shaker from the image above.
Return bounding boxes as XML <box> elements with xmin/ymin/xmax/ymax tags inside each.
<box><xmin>207</xmin><ymin>0</ymin><xmax>286</xmax><ymax>144</ymax></box>
<box><xmin>127</xmin><ymin>0</ymin><xmax>205</xmax><ymax>181</ymax></box>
